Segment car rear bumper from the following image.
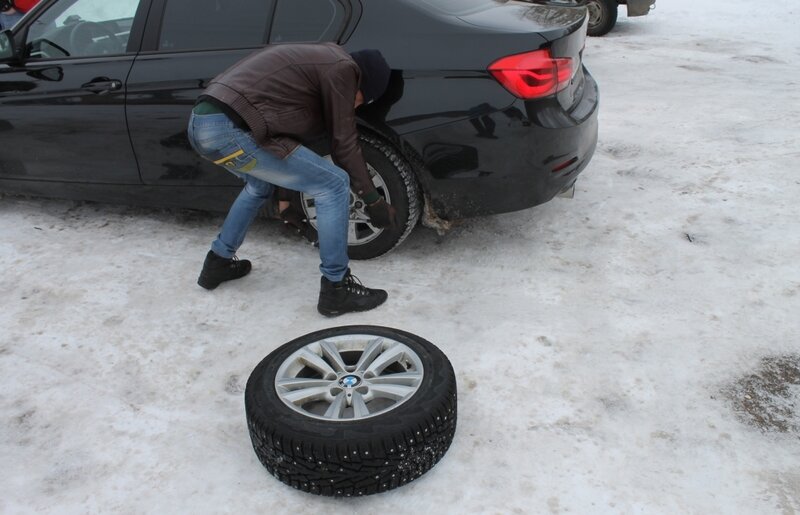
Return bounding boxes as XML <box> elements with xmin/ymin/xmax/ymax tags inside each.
<box><xmin>402</xmin><ymin>68</ymin><xmax>599</xmax><ymax>220</ymax></box>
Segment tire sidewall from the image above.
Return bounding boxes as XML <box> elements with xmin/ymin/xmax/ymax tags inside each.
<box><xmin>349</xmin><ymin>140</ymin><xmax>413</xmax><ymax>260</ymax></box>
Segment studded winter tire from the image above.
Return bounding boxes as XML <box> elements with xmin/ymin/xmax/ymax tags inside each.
<box><xmin>245</xmin><ymin>325</ymin><xmax>457</xmax><ymax>497</ymax></box>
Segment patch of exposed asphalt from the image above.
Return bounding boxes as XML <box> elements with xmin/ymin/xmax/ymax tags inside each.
<box><xmin>725</xmin><ymin>355</ymin><xmax>800</xmax><ymax>435</ymax></box>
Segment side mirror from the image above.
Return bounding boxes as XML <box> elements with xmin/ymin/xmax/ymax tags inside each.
<box><xmin>0</xmin><ymin>29</ymin><xmax>20</xmax><ymax>63</ymax></box>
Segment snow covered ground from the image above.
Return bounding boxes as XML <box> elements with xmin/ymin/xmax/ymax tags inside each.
<box><xmin>2</xmin><ymin>0</ymin><xmax>799</xmax><ymax>513</ymax></box>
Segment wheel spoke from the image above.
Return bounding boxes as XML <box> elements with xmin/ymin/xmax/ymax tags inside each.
<box><xmin>298</xmin><ymin>349</ymin><xmax>336</xmax><ymax>378</ymax></box>
<box><xmin>355</xmin><ymin>338</ymin><xmax>384</xmax><ymax>373</ymax></box>
<box><xmin>351</xmin><ymin>392</ymin><xmax>370</xmax><ymax>418</ymax></box>
<box><xmin>351</xmin><ymin>204</ymin><xmax>369</xmax><ymax>222</ymax></box>
<box><xmin>304</xmin><ymin>203</ymin><xmax>317</xmax><ymax>221</ymax></box>
<box><xmin>281</xmin><ymin>386</ymin><xmax>331</xmax><ymax>405</ymax></box>
<box><xmin>319</xmin><ymin>340</ymin><xmax>347</xmax><ymax>373</ymax></box>
<box><xmin>367</xmin><ymin>383</ymin><xmax>416</xmax><ymax>401</ymax></box>
<box><xmin>276</xmin><ymin>378</ymin><xmax>332</xmax><ymax>390</ymax></box>
<box><xmin>367</xmin><ymin>372</ymin><xmax>422</xmax><ymax>386</ymax></box>
<box><xmin>324</xmin><ymin>392</ymin><xmax>347</xmax><ymax>419</ymax></box>
<box><xmin>364</xmin><ymin>344</ymin><xmax>406</xmax><ymax>377</ymax></box>
<box><xmin>347</xmin><ymin>222</ymin><xmax>358</xmax><ymax>242</ymax></box>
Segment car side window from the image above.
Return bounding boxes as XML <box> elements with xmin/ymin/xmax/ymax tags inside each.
<box><xmin>26</xmin><ymin>0</ymin><xmax>140</xmax><ymax>59</ymax></box>
<box><xmin>158</xmin><ymin>0</ymin><xmax>275</xmax><ymax>52</ymax></box>
<box><xmin>269</xmin><ymin>0</ymin><xmax>345</xmax><ymax>43</ymax></box>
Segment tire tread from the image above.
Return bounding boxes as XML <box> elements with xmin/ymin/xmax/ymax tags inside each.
<box><xmin>358</xmin><ymin>133</ymin><xmax>422</xmax><ymax>259</ymax></box>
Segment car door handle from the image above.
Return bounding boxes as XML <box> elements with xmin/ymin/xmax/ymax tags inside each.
<box><xmin>81</xmin><ymin>77</ymin><xmax>122</xmax><ymax>94</ymax></box>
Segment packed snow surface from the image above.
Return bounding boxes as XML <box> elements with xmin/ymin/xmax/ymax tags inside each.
<box><xmin>1</xmin><ymin>0</ymin><xmax>799</xmax><ymax>513</ymax></box>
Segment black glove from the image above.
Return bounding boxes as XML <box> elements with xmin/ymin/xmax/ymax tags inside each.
<box><xmin>365</xmin><ymin>198</ymin><xmax>397</xmax><ymax>229</ymax></box>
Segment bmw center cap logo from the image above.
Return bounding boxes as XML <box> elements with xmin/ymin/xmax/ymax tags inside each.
<box><xmin>339</xmin><ymin>375</ymin><xmax>361</xmax><ymax>388</ymax></box>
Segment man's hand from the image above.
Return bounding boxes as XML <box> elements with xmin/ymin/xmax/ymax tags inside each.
<box><xmin>365</xmin><ymin>198</ymin><xmax>397</xmax><ymax>229</ymax></box>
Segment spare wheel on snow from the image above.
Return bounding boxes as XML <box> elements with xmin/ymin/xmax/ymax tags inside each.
<box><xmin>245</xmin><ymin>325</ymin><xmax>457</xmax><ymax>497</ymax></box>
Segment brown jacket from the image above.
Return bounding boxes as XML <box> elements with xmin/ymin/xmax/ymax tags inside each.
<box><xmin>202</xmin><ymin>43</ymin><xmax>376</xmax><ymax>199</ymax></box>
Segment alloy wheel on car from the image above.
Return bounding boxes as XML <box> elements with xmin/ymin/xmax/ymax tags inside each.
<box><xmin>294</xmin><ymin>134</ymin><xmax>421</xmax><ymax>260</ymax></box>
<box><xmin>299</xmin><ymin>162</ymin><xmax>390</xmax><ymax>248</ymax></box>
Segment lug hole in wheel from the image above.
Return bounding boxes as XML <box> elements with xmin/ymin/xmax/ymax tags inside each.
<box><xmin>356</xmin><ymin>386</ymin><xmax>369</xmax><ymax>395</ymax></box>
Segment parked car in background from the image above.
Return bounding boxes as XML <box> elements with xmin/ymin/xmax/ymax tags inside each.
<box><xmin>586</xmin><ymin>0</ymin><xmax>655</xmax><ymax>36</ymax></box>
<box><xmin>0</xmin><ymin>0</ymin><xmax>598</xmax><ymax>259</ymax></box>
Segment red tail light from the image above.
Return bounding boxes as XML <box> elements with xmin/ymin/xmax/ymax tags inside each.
<box><xmin>488</xmin><ymin>49</ymin><xmax>574</xmax><ymax>99</ymax></box>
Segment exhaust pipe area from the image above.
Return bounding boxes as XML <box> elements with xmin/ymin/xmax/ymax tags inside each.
<box><xmin>556</xmin><ymin>183</ymin><xmax>576</xmax><ymax>199</ymax></box>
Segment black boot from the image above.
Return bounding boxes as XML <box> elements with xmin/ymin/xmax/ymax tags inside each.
<box><xmin>197</xmin><ymin>251</ymin><xmax>252</xmax><ymax>290</ymax></box>
<box><xmin>317</xmin><ymin>270</ymin><xmax>388</xmax><ymax>317</ymax></box>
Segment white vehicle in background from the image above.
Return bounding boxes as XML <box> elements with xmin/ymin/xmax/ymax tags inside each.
<box><xmin>586</xmin><ymin>0</ymin><xmax>655</xmax><ymax>36</ymax></box>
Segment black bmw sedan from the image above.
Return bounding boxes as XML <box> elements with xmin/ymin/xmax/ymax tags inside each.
<box><xmin>0</xmin><ymin>0</ymin><xmax>598</xmax><ymax>259</ymax></box>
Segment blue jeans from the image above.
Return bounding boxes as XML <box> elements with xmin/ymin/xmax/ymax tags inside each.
<box><xmin>188</xmin><ymin>112</ymin><xmax>350</xmax><ymax>282</ymax></box>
